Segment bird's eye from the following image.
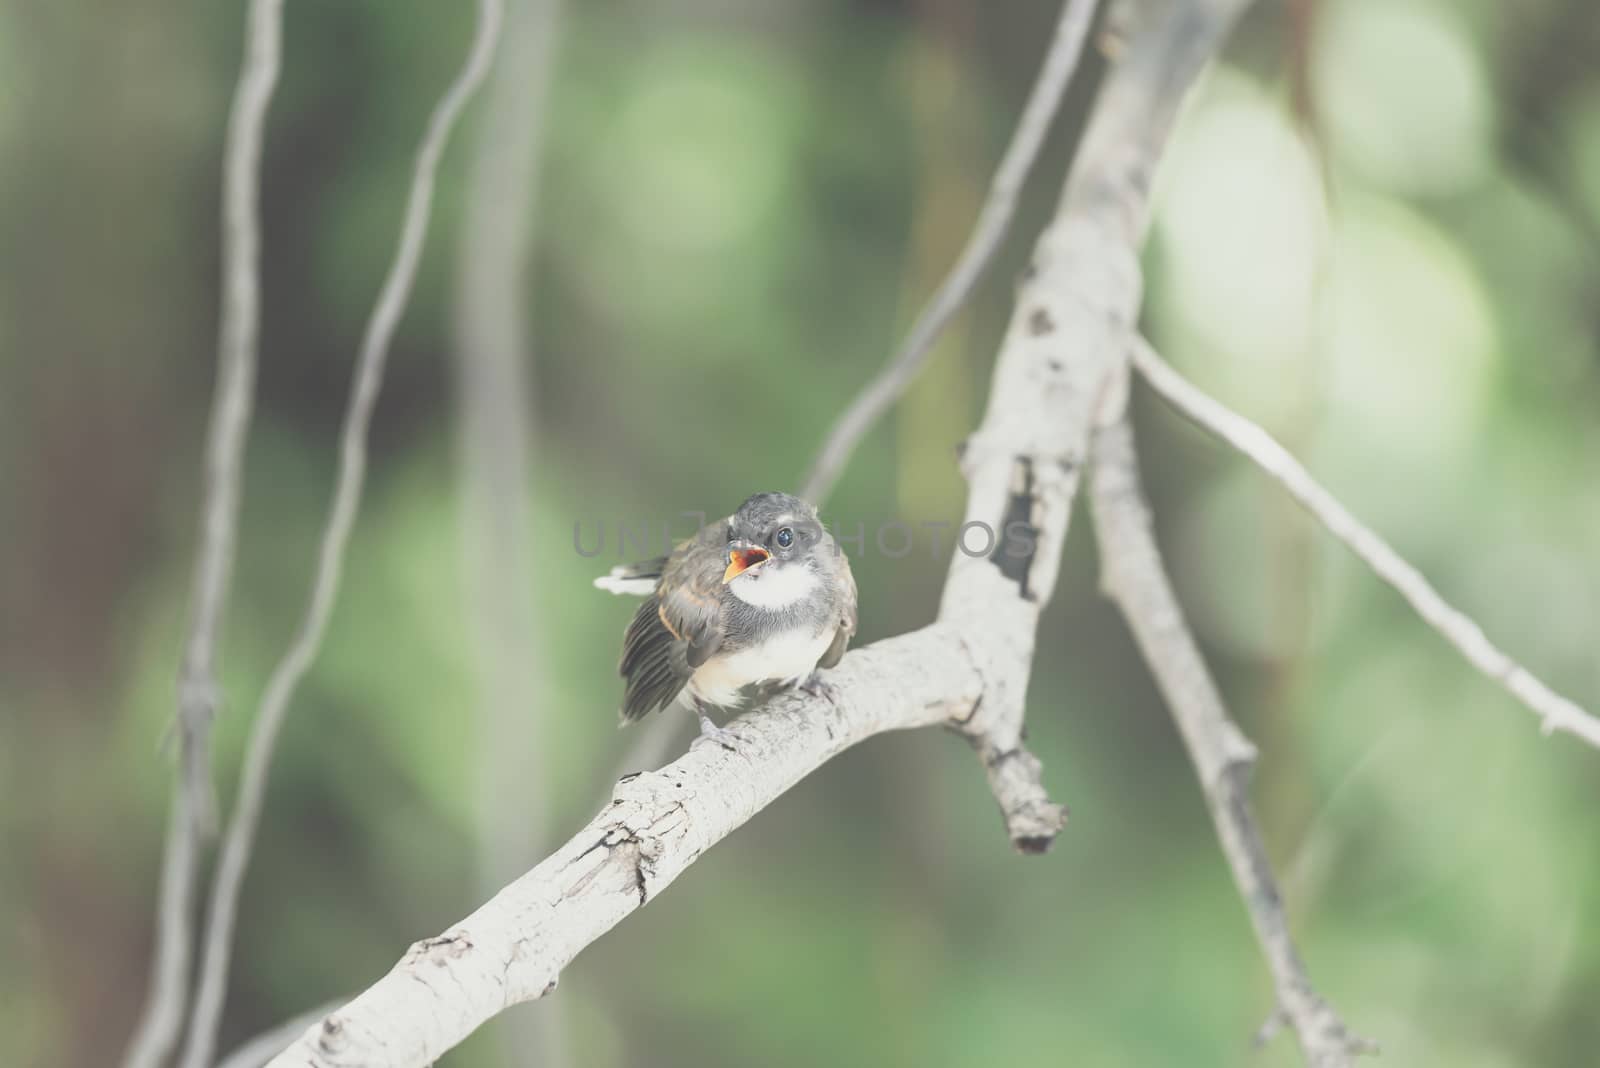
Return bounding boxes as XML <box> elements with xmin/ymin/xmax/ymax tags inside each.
<box><xmin>775</xmin><ymin>527</ymin><xmax>794</xmax><ymax>549</ymax></box>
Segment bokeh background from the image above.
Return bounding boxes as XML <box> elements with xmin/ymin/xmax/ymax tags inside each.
<box><xmin>4</xmin><ymin>0</ymin><xmax>1599</xmax><ymax>1065</ymax></box>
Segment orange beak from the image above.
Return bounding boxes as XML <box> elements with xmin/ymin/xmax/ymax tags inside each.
<box><xmin>723</xmin><ymin>544</ymin><xmax>771</xmax><ymax>583</ymax></box>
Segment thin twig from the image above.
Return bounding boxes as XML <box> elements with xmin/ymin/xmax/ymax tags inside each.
<box><xmin>1088</xmin><ymin>413</ymin><xmax>1374</xmax><ymax>1067</ymax></box>
<box><xmin>122</xmin><ymin>789</ymin><xmax>205</xmax><ymax>1068</ymax></box>
<box><xmin>215</xmin><ymin>1001</ymin><xmax>345</xmax><ymax>1068</ymax></box>
<box><xmin>451</xmin><ymin>0</ymin><xmax>568</xmax><ymax>1063</ymax></box>
<box><xmin>120</xmin><ymin>3</ymin><xmax>284</xmax><ymax>1067</ymax></box>
<box><xmin>177</xmin><ymin>5</ymin><xmax>505</xmax><ymax>1066</ymax></box>
<box><xmin>798</xmin><ymin>0</ymin><xmax>1101</xmax><ymax>505</ymax></box>
<box><xmin>1129</xmin><ymin>336</ymin><xmax>1600</xmax><ymax>749</ymax></box>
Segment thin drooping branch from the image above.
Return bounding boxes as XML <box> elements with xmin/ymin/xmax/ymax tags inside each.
<box><xmin>798</xmin><ymin>0</ymin><xmax>1101</xmax><ymax>505</ymax></box>
<box><xmin>1129</xmin><ymin>336</ymin><xmax>1600</xmax><ymax>749</ymax></box>
<box><xmin>177</xmin><ymin>5</ymin><xmax>505</xmax><ymax>1067</ymax></box>
<box><xmin>451</xmin><ymin>0</ymin><xmax>568</xmax><ymax>1064</ymax></box>
<box><xmin>1088</xmin><ymin>413</ymin><xmax>1373</xmax><ymax>1067</ymax></box>
<box><xmin>121</xmin><ymin>3</ymin><xmax>285</xmax><ymax>1067</ymax></box>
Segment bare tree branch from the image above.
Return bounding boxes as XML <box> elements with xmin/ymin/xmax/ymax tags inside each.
<box><xmin>258</xmin><ymin>4</ymin><xmax>1270</xmax><ymax>1062</ymax></box>
<box><xmin>176</xmin><ymin>5</ymin><xmax>506</xmax><ymax>1067</ymax></box>
<box><xmin>1087</xmin><ymin>412</ymin><xmax>1374</xmax><ymax>1067</ymax></box>
<box><xmin>124</xmin><ymin>800</ymin><xmax>204</xmax><ymax>1068</ymax></box>
<box><xmin>935</xmin><ymin>0</ymin><xmax>1254</xmax><ymax>844</ymax></box>
<box><xmin>451</xmin><ymin>0</ymin><xmax>568</xmax><ymax>1064</ymax></box>
<box><xmin>1129</xmin><ymin>336</ymin><xmax>1600</xmax><ymax>749</ymax></box>
<box><xmin>265</xmin><ymin>627</ymin><xmax>984</xmax><ymax>1068</ymax></box>
<box><xmin>121</xmin><ymin>3</ymin><xmax>284</xmax><ymax>1067</ymax></box>
<box><xmin>799</xmin><ymin>0</ymin><xmax>1101</xmax><ymax>505</ymax></box>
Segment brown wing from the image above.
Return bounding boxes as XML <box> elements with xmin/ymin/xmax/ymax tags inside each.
<box><xmin>815</xmin><ymin>539</ymin><xmax>857</xmax><ymax>670</ymax></box>
<box><xmin>618</xmin><ymin>524</ymin><xmax>729</xmax><ymax>721</ymax></box>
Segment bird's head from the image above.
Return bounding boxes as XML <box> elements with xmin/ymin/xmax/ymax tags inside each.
<box><xmin>722</xmin><ymin>492</ymin><xmax>824</xmax><ymax>588</ymax></box>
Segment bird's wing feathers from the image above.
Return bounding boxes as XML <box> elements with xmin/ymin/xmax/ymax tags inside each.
<box><xmin>617</xmin><ymin>527</ymin><xmax>728</xmax><ymax>720</ymax></box>
<box><xmin>617</xmin><ymin>595</ymin><xmax>692</xmax><ymax>721</ymax></box>
<box><xmin>816</xmin><ymin>544</ymin><xmax>857</xmax><ymax>670</ymax></box>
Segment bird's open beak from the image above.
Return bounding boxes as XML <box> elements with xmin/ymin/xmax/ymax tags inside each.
<box><xmin>723</xmin><ymin>543</ymin><xmax>771</xmax><ymax>583</ymax></box>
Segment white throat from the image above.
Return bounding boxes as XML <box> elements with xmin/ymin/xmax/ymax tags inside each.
<box><xmin>729</xmin><ymin>562</ymin><xmax>819</xmax><ymax>610</ymax></box>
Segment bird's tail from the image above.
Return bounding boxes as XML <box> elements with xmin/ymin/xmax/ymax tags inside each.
<box><xmin>592</xmin><ymin>556</ymin><xmax>667</xmax><ymax>596</ymax></box>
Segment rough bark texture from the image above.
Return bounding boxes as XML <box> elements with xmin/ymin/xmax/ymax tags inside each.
<box><xmin>270</xmin><ymin>627</ymin><xmax>979</xmax><ymax>1067</ymax></box>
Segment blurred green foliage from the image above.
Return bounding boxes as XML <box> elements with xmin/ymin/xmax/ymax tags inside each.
<box><xmin>2</xmin><ymin>1</ymin><xmax>1598</xmax><ymax>1066</ymax></box>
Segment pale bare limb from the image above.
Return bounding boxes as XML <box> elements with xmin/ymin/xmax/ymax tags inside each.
<box><xmin>176</xmin><ymin>5</ymin><xmax>506</xmax><ymax>1067</ymax></box>
<box><xmin>215</xmin><ymin>1002</ymin><xmax>344</xmax><ymax>1068</ymax></box>
<box><xmin>798</xmin><ymin>0</ymin><xmax>1101</xmax><ymax>505</ymax></box>
<box><xmin>1088</xmin><ymin>413</ymin><xmax>1374</xmax><ymax>1067</ymax></box>
<box><xmin>121</xmin><ymin>3</ymin><xmax>284</xmax><ymax>1067</ymax></box>
<box><xmin>258</xmin><ymin>4</ymin><xmax>1278</xmax><ymax>1062</ymax></box>
<box><xmin>451</xmin><ymin>0</ymin><xmax>568</xmax><ymax>1063</ymax></box>
<box><xmin>265</xmin><ymin>627</ymin><xmax>985</xmax><ymax>1068</ymax></box>
<box><xmin>122</xmin><ymin>795</ymin><xmax>205</xmax><ymax>1068</ymax></box>
<box><xmin>935</xmin><ymin>0</ymin><xmax>1255</xmax><ymax>845</ymax></box>
<box><xmin>1129</xmin><ymin>335</ymin><xmax>1600</xmax><ymax>749</ymax></box>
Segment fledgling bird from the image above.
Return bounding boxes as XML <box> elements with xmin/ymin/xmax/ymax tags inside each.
<box><xmin>594</xmin><ymin>492</ymin><xmax>857</xmax><ymax>747</ymax></box>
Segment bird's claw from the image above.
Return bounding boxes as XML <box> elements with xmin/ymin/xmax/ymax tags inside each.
<box><xmin>691</xmin><ymin>711</ymin><xmax>740</xmax><ymax>752</ymax></box>
<box><xmin>798</xmin><ymin>671</ymin><xmax>839</xmax><ymax>704</ymax></box>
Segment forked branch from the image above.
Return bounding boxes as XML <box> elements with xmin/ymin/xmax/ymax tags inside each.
<box><xmin>1088</xmin><ymin>412</ymin><xmax>1373</xmax><ymax>1067</ymax></box>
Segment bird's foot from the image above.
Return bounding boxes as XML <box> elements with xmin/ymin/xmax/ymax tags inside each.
<box><xmin>690</xmin><ymin>710</ymin><xmax>740</xmax><ymax>752</ymax></box>
<box><xmin>798</xmin><ymin>671</ymin><xmax>839</xmax><ymax>704</ymax></box>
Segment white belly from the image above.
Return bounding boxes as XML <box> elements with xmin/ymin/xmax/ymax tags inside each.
<box><xmin>685</xmin><ymin>627</ymin><xmax>832</xmax><ymax>709</ymax></box>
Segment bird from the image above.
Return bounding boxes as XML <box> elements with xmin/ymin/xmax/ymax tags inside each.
<box><xmin>594</xmin><ymin>492</ymin><xmax>857</xmax><ymax>747</ymax></box>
